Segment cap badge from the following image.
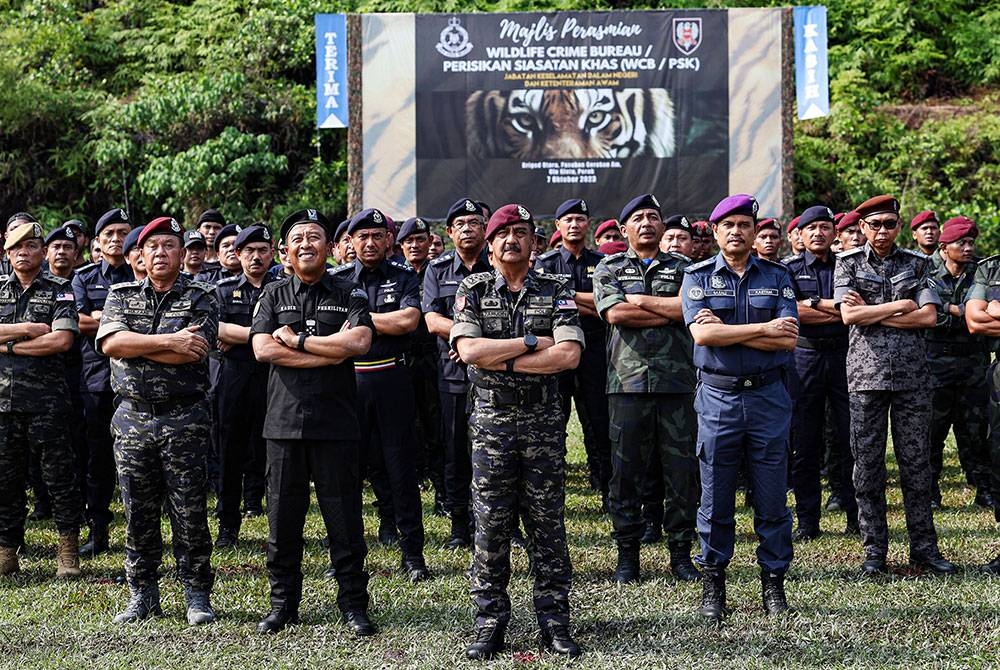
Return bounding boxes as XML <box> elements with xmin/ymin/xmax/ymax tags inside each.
<box><xmin>307</xmin><ymin>209</ymin><xmax>318</xmax><ymax>220</ymax></box>
<box><xmin>517</xmin><ymin>205</ymin><xmax>530</xmax><ymax>220</ymax></box>
<box><xmin>170</xmin><ymin>219</ymin><xmax>181</xmax><ymax>232</ymax></box>
<box><xmin>580</xmin><ymin>200</ymin><xmax>588</xmax><ymax>213</ymax></box>
<box><xmin>650</xmin><ymin>195</ymin><xmax>660</xmax><ymax>208</ymax></box>
<box><xmin>262</xmin><ymin>229</ymin><xmax>271</xmax><ymax>240</ymax></box>
<box><xmin>120</xmin><ymin>209</ymin><xmax>129</xmax><ymax>221</ymax></box>
<box><xmin>465</xmin><ymin>200</ymin><xmax>476</xmax><ymax>211</ymax></box>
<box><xmin>373</xmin><ymin>209</ymin><xmax>383</xmax><ymax>223</ymax></box>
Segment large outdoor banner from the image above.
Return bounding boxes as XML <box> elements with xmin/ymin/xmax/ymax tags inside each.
<box><xmin>361</xmin><ymin>9</ymin><xmax>788</xmax><ymax>220</ymax></box>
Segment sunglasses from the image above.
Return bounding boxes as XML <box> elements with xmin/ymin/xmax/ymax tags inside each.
<box><xmin>862</xmin><ymin>217</ymin><xmax>899</xmax><ymax>231</ymax></box>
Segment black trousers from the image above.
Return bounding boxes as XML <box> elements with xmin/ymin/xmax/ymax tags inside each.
<box><xmin>81</xmin><ymin>390</ymin><xmax>117</xmax><ymax>530</ymax></box>
<box><xmin>558</xmin><ymin>336</ymin><xmax>612</xmax><ymax>494</ymax></box>
<box><xmin>266</xmin><ymin>439</ymin><xmax>370</xmax><ymax>614</ymax></box>
<box><xmin>440</xmin><ymin>389</ymin><xmax>472</xmax><ymax>527</ymax></box>
<box><xmin>215</xmin><ymin>358</ymin><xmax>268</xmax><ymax>531</ymax></box>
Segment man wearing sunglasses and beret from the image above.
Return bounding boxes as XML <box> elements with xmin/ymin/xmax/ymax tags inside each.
<box><xmin>833</xmin><ymin>194</ymin><xmax>957</xmax><ymax>577</ymax></box>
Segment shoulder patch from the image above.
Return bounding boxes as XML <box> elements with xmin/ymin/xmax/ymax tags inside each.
<box><xmin>430</xmin><ymin>251</ymin><xmax>455</xmax><ymax>267</ymax></box>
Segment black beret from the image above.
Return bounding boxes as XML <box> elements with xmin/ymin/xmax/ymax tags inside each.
<box><xmin>347</xmin><ymin>208</ymin><xmax>389</xmax><ymax>235</ymax></box>
<box><xmin>279</xmin><ymin>208</ymin><xmax>331</xmax><ymax>243</ymax></box>
<box><xmin>234</xmin><ymin>224</ymin><xmax>273</xmax><ymax>250</ymax></box>
<box><xmin>123</xmin><ymin>225</ymin><xmax>145</xmax><ymax>255</ymax></box>
<box><xmin>214</xmin><ymin>223</ymin><xmax>243</xmax><ymax>251</ymax></box>
<box><xmin>5</xmin><ymin>212</ymin><xmax>37</xmax><ymax>229</ymax></box>
<box><xmin>198</xmin><ymin>209</ymin><xmax>226</xmax><ymax>226</ymax></box>
<box><xmin>45</xmin><ymin>226</ymin><xmax>78</xmax><ymax>246</ymax></box>
<box><xmin>334</xmin><ymin>219</ymin><xmax>350</xmax><ymax>242</ymax></box>
<box><xmin>619</xmin><ymin>194</ymin><xmax>661</xmax><ymax>224</ymax></box>
<box><xmin>62</xmin><ymin>219</ymin><xmax>87</xmax><ymax>236</ymax></box>
<box><xmin>446</xmin><ymin>198</ymin><xmax>486</xmax><ymax>226</ymax></box>
<box><xmin>397</xmin><ymin>217</ymin><xmax>430</xmax><ymax>242</ymax></box>
<box><xmin>555</xmin><ymin>198</ymin><xmax>589</xmax><ymax>219</ymax></box>
<box><xmin>95</xmin><ymin>208</ymin><xmax>131</xmax><ymax>236</ymax></box>
<box><xmin>663</xmin><ymin>214</ymin><xmax>691</xmax><ymax>232</ymax></box>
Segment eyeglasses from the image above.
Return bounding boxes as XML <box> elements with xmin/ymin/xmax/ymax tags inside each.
<box><xmin>862</xmin><ymin>217</ymin><xmax>899</xmax><ymax>230</ymax></box>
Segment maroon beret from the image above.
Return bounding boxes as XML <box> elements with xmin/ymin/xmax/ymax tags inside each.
<box><xmin>549</xmin><ymin>230</ymin><xmax>562</xmax><ymax>247</ymax></box>
<box><xmin>594</xmin><ymin>219</ymin><xmax>619</xmax><ymax>239</ymax></box>
<box><xmin>938</xmin><ymin>216</ymin><xmax>978</xmax><ymax>244</ymax></box>
<box><xmin>787</xmin><ymin>216</ymin><xmax>801</xmax><ymax>234</ymax></box>
<box><xmin>910</xmin><ymin>210</ymin><xmax>939</xmax><ymax>231</ymax></box>
<box><xmin>833</xmin><ymin>212</ymin><xmax>846</xmax><ymax>224</ymax></box>
<box><xmin>691</xmin><ymin>220</ymin><xmax>712</xmax><ymax>238</ymax></box>
<box><xmin>755</xmin><ymin>218</ymin><xmax>780</xmax><ymax>233</ymax></box>
<box><xmin>137</xmin><ymin>216</ymin><xmax>184</xmax><ymax>247</ymax></box>
<box><xmin>485</xmin><ymin>204</ymin><xmax>533</xmax><ymax>241</ymax></box>
<box><xmin>855</xmin><ymin>195</ymin><xmax>899</xmax><ymax>219</ymax></box>
<box><xmin>836</xmin><ymin>211</ymin><xmax>862</xmax><ymax>232</ymax></box>
<box><xmin>598</xmin><ymin>240</ymin><xmax>627</xmax><ymax>255</ymax></box>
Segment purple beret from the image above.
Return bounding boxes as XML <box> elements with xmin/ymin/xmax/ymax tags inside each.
<box><xmin>709</xmin><ymin>194</ymin><xmax>759</xmax><ymax>223</ymax></box>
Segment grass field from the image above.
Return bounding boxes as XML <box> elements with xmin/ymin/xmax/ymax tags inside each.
<box><xmin>2</xmin><ymin>417</ymin><xmax>999</xmax><ymax>670</ymax></box>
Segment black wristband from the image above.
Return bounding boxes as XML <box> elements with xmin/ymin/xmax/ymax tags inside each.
<box><xmin>297</xmin><ymin>332</ymin><xmax>308</xmax><ymax>352</ymax></box>
<box><xmin>506</xmin><ymin>358</ymin><xmax>515</xmax><ymax>373</ymax></box>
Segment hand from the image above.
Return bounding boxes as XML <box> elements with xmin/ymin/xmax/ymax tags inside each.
<box><xmin>624</xmin><ymin>294</ymin><xmax>645</xmax><ymax>308</ymax></box>
<box><xmin>167</xmin><ymin>325</ymin><xmax>209</xmax><ymax>358</ymax></box>
<box><xmin>763</xmin><ymin>317</ymin><xmax>799</xmax><ymax>338</ymax></box>
<box><xmin>693</xmin><ymin>308</ymin><xmax>721</xmax><ymax>325</ymax></box>
<box><xmin>21</xmin><ymin>323</ymin><xmax>51</xmax><ymax>339</ymax></box>
<box><xmin>272</xmin><ymin>325</ymin><xmax>297</xmax><ymax>348</ymax></box>
<box><xmin>91</xmin><ymin>310</ymin><xmax>103</xmax><ymax>322</ymax></box>
<box><xmin>986</xmin><ymin>301</ymin><xmax>1000</xmax><ymax>319</ymax></box>
<box><xmin>949</xmin><ymin>304</ymin><xmax>963</xmax><ymax>318</ymax></box>
<box><xmin>340</xmin><ymin>319</ymin><xmax>353</xmax><ymax>332</ymax></box>
<box><xmin>840</xmin><ymin>290</ymin><xmax>866</xmax><ymax>307</ymax></box>
<box><xmin>448</xmin><ymin>348</ymin><xmax>463</xmax><ymax>364</ymax></box>
<box><xmin>217</xmin><ymin>341</ymin><xmax>232</xmax><ymax>354</ymax></box>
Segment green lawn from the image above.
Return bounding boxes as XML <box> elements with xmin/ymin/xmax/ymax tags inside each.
<box><xmin>3</xmin><ymin>417</ymin><xmax>999</xmax><ymax>669</ymax></box>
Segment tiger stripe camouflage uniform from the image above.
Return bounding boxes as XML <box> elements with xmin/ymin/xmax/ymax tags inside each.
<box><xmin>96</xmin><ymin>274</ymin><xmax>218</xmax><ymax>595</ymax></box>
<box><xmin>450</xmin><ymin>268</ymin><xmax>585</xmax><ymax>634</ymax></box>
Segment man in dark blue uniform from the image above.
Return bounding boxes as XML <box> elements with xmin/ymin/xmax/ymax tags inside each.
<box><xmin>196</xmin><ymin>223</ymin><xmax>242</xmax><ymax>284</ymax></box>
<box><xmin>422</xmin><ymin>198</ymin><xmax>492</xmax><ymax>549</ymax></box>
<box><xmin>680</xmin><ymin>194</ymin><xmax>799</xmax><ymax>622</ymax></box>
<box><xmin>785</xmin><ymin>206</ymin><xmax>858</xmax><ymax>539</ymax></box>
<box><xmin>331</xmin><ymin>207</ymin><xmax>429</xmax><ymax>582</ymax></box>
<box><xmin>251</xmin><ymin>209</ymin><xmax>376</xmax><ymax>636</ymax></box>
<box><xmin>214</xmin><ymin>224</ymin><xmax>276</xmax><ymax>547</ymax></box>
<box><xmin>535</xmin><ymin>198</ymin><xmax>610</xmax><ymax>507</ymax></box>
<box><xmin>71</xmin><ymin>207</ymin><xmax>135</xmax><ymax>557</ymax></box>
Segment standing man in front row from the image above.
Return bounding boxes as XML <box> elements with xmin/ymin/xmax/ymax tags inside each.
<box><xmin>834</xmin><ymin>194</ymin><xmax>956</xmax><ymax>576</ymax></box>
<box><xmin>451</xmin><ymin>204</ymin><xmax>584</xmax><ymax>660</ymax></box>
<box><xmin>680</xmin><ymin>194</ymin><xmax>799</xmax><ymax>622</ymax></box>
<box><xmin>251</xmin><ymin>209</ymin><xmax>376</xmax><ymax>636</ymax></box>
<box><xmin>96</xmin><ymin>216</ymin><xmax>218</xmax><ymax>625</ymax></box>
<box><xmin>592</xmin><ymin>196</ymin><xmax>700</xmax><ymax>584</ymax></box>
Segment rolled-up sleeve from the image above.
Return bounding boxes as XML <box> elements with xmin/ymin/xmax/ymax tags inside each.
<box><xmin>94</xmin><ymin>287</ymin><xmax>128</xmax><ymax>354</ymax></box>
<box><xmin>680</xmin><ymin>271</ymin><xmax>708</xmax><ymax>326</ymax></box>
<box><xmin>551</xmin><ymin>281</ymin><xmax>585</xmax><ymax>348</ymax></box>
<box><xmin>914</xmin><ymin>259</ymin><xmax>942</xmax><ymax>307</ymax></box>
<box><xmin>448</xmin><ymin>279</ymin><xmax>482</xmax><ymax>347</ymax></box>
<box><xmin>592</xmin><ymin>260</ymin><xmax>624</xmax><ymax>317</ymax></box>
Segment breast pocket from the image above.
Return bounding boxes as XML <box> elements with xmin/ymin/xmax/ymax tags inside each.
<box><xmin>223</xmin><ymin>304</ymin><xmax>253</xmax><ymax>327</ymax></box>
<box><xmin>87</xmin><ymin>286</ymin><xmax>109</xmax><ymax>310</ymax></box>
<box><xmin>855</xmin><ymin>278</ymin><xmax>884</xmax><ymax>303</ymax></box>
<box><xmin>159</xmin><ymin>309</ymin><xmax>193</xmax><ymax>332</ymax></box>
<box><xmin>0</xmin><ymin>304</ymin><xmax>15</xmax><ymax>323</ymax></box>
<box><xmin>524</xmin><ymin>309</ymin><xmax>552</xmax><ymax>334</ymax></box>
<box><xmin>375</xmin><ymin>289</ymin><xmax>399</xmax><ymax>312</ymax></box>
<box><xmin>276</xmin><ymin>309</ymin><xmax>301</xmax><ymax>331</ymax></box>
<box><xmin>316</xmin><ymin>311</ymin><xmax>346</xmax><ymax>335</ymax></box>
<box><xmin>891</xmin><ymin>277</ymin><xmax>921</xmax><ymax>301</ymax></box>
<box><xmin>748</xmin><ymin>294</ymin><xmax>778</xmax><ymax>321</ymax></box>
<box><xmin>795</xmin><ymin>278</ymin><xmax>818</xmax><ymax>297</ymax></box>
<box><xmin>482</xmin><ymin>309</ymin><xmax>508</xmax><ymax>336</ymax></box>
<box><xmin>706</xmin><ymin>295</ymin><xmax>736</xmax><ymax>318</ymax></box>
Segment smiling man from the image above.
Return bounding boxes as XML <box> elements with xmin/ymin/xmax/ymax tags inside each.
<box><xmin>680</xmin><ymin>194</ymin><xmax>799</xmax><ymax>622</ymax></box>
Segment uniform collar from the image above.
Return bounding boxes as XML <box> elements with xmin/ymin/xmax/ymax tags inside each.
<box><xmin>141</xmin><ymin>273</ymin><xmax>187</xmax><ymax>297</ymax></box>
<box><xmin>802</xmin><ymin>249</ymin><xmax>833</xmax><ymax>267</ymax></box>
<box><xmin>451</xmin><ymin>247</ymin><xmax>490</xmax><ymax>272</ymax></box>
<box><xmin>100</xmin><ymin>258</ymin><xmax>128</xmax><ymax>278</ymax></box>
<box><xmin>711</xmin><ymin>252</ymin><xmax>762</xmax><ymax>276</ymax></box>
<box><xmin>492</xmin><ymin>268</ymin><xmax>539</xmax><ymax>293</ymax></box>
<box><xmin>292</xmin><ymin>272</ymin><xmax>333</xmax><ymax>294</ymax></box>
<box><xmin>862</xmin><ymin>242</ymin><xmax>902</xmax><ymax>263</ymax></box>
<box><xmin>356</xmin><ymin>259</ymin><xmax>390</xmax><ymax>281</ymax></box>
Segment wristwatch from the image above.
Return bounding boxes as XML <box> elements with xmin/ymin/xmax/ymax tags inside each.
<box><xmin>5</xmin><ymin>341</ymin><xmax>14</xmax><ymax>355</ymax></box>
<box><xmin>506</xmin><ymin>358</ymin><xmax>516</xmax><ymax>373</ymax></box>
<box><xmin>808</xmin><ymin>296</ymin><xmax>820</xmax><ymax>309</ymax></box>
<box><xmin>297</xmin><ymin>332</ymin><xmax>308</xmax><ymax>351</ymax></box>
<box><xmin>523</xmin><ymin>333</ymin><xmax>538</xmax><ymax>352</ymax></box>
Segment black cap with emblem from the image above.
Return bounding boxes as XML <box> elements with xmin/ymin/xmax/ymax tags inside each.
<box><xmin>347</xmin><ymin>208</ymin><xmax>389</xmax><ymax>235</ymax></box>
<box><xmin>619</xmin><ymin>194</ymin><xmax>661</xmax><ymax>225</ymax></box>
<box><xmin>397</xmin><ymin>217</ymin><xmax>429</xmax><ymax>243</ymax></box>
<box><xmin>214</xmin><ymin>223</ymin><xmax>243</xmax><ymax>251</ymax></box>
<box><xmin>95</xmin><ymin>208</ymin><xmax>131</xmax><ymax>236</ymax></box>
<box><xmin>446</xmin><ymin>198</ymin><xmax>485</xmax><ymax>226</ymax></box>
<box><xmin>555</xmin><ymin>198</ymin><xmax>589</xmax><ymax>220</ymax></box>
<box><xmin>233</xmin><ymin>224</ymin><xmax>272</xmax><ymax>251</ymax></box>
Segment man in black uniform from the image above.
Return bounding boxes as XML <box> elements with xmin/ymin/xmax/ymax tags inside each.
<box><xmin>423</xmin><ymin>198</ymin><xmax>492</xmax><ymax>549</ymax></box>
<box><xmin>196</xmin><ymin>223</ymin><xmax>242</xmax><ymax>284</ymax></box>
<box><xmin>182</xmin><ymin>230</ymin><xmax>208</xmax><ymax>277</ymax></box>
<box><xmin>214</xmin><ymin>224</ymin><xmax>276</xmax><ymax>547</ymax></box>
<box><xmin>398</xmin><ymin>217</ymin><xmax>445</xmax><ymax>515</ymax></box>
<box><xmin>197</xmin><ymin>209</ymin><xmax>225</xmax><ymax>270</ymax></box>
<box><xmin>251</xmin><ymin>209</ymin><xmax>376</xmax><ymax>636</ymax></box>
<box><xmin>331</xmin><ymin>207</ymin><xmax>429</xmax><ymax>581</ymax></box>
<box><xmin>785</xmin><ymin>206</ymin><xmax>858</xmax><ymax>539</ymax></box>
<box><xmin>71</xmin><ymin>207</ymin><xmax>135</xmax><ymax>556</ymax></box>
<box><xmin>535</xmin><ymin>198</ymin><xmax>610</xmax><ymax>507</ymax></box>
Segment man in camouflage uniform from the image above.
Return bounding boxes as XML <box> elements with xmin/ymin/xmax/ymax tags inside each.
<box><xmin>592</xmin><ymin>196</ymin><xmax>700</xmax><ymax>584</ymax></box>
<box><xmin>96</xmin><ymin>216</ymin><xmax>218</xmax><ymax>625</ymax></box>
<box><xmin>0</xmin><ymin>221</ymin><xmax>82</xmax><ymax>578</ymax></box>
<box><xmin>451</xmin><ymin>204</ymin><xmax>584</xmax><ymax>660</ymax></box>
<box><xmin>925</xmin><ymin>217</ymin><xmax>993</xmax><ymax>508</ymax></box>
<box><xmin>911</xmin><ymin>210</ymin><xmax>941</xmax><ymax>259</ymax></box>
<box><xmin>959</xmin><ymin>225</ymin><xmax>1000</xmax><ymax>574</ymax></box>
<box><xmin>834</xmin><ymin>195</ymin><xmax>957</xmax><ymax>576</ymax></box>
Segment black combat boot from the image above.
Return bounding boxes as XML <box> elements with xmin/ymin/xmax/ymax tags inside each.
<box><xmin>698</xmin><ymin>566</ymin><xmax>728</xmax><ymax>622</ymax></box>
<box><xmin>79</xmin><ymin>525</ymin><xmax>110</xmax><ymax>557</ymax></box>
<box><xmin>540</xmin><ymin>623</ymin><xmax>581</xmax><ymax>657</ymax></box>
<box><xmin>613</xmin><ymin>542</ymin><xmax>640</xmax><ymax>584</ymax></box>
<box><xmin>466</xmin><ymin>620</ymin><xmax>506</xmax><ymax>660</ymax></box>
<box><xmin>761</xmin><ymin>570</ymin><xmax>791</xmax><ymax>615</ymax></box>
<box><xmin>668</xmin><ymin>540</ymin><xmax>701</xmax><ymax>582</ymax></box>
<box><xmin>112</xmin><ymin>583</ymin><xmax>163</xmax><ymax>624</ymax></box>
<box><xmin>257</xmin><ymin>608</ymin><xmax>299</xmax><ymax>634</ymax></box>
<box><xmin>445</xmin><ymin>512</ymin><xmax>471</xmax><ymax>550</ymax></box>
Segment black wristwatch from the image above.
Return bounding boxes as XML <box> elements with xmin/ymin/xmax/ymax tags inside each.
<box><xmin>506</xmin><ymin>358</ymin><xmax>516</xmax><ymax>373</ymax></box>
<box><xmin>808</xmin><ymin>296</ymin><xmax>820</xmax><ymax>309</ymax></box>
<box><xmin>5</xmin><ymin>341</ymin><xmax>14</xmax><ymax>355</ymax></box>
<box><xmin>523</xmin><ymin>333</ymin><xmax>538</xmax><ymax>352</ymax></box>
<box><xmin>297</xmin><ymin>332</ymin><xmax>308</xmax><ymax>351</ymax></box>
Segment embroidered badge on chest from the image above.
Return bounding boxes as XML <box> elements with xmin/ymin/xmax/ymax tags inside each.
<box><xmin>710</xmin><ymin>275</ymin><xmax>726</xmax><ymax>289</ymax></box>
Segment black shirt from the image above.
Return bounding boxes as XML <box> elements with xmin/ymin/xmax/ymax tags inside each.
<box><xmin>535</xmin><ymin>245</ymin><xmax>605</xmax><ymax>335</ymax></box>
<box><xmin>787</xmin><ymin>250</ymin><xmax>847</xmax><ymax>340</ymax></box>
<box><xmin>217</xmin><ymin>273</ymin><xmax>276</xmax><ymax>362</ymax></box>
<box><xmin>71</xmin><ymin>260</ymin><xmax>134</xmax><ymax>392</ymax></box>
<box><xmin>250</xmin><ymin>272</ymin><xmax>374</xmax><ymax>440</ymax></box>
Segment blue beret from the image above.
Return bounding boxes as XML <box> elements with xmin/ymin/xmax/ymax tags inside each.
<box><xmin>446</xmin><ymin>198</ymin><xmax>486</xmax><ymax>225</ymax></box>
<box><xmin>347</xmin><ymin>208</ymin><xmax>388</xmax><ymax>235</ymax></box>
<box><xmin>197</xmin><ymin>209</ymin><xmax>226</xmax><ymax>226</ymax></box>
<box><xmin>95</xmin><ymin>208</ymin><xmax>131</xmax><ymax>236</ymax></box>
<box><xmin>709</xmin><ymin>194</ymin><xmax>759</xmax><ymax>223</ymax></box>
<box><xmin>334</xmin><ymin>219</ymin><xmax>350</xmax><ymax>242</ymax></box>
<box><xmin>619</xmin><ymin>194</ymin><xmax>661</xmax><ymax>224</ymax></box>
<box><xmin>797</xmin><ymin>205</ymin><xmax>836</xmax><ymax>230</ymax></box>
<box><xmin>45</xmin><ymin>226</ymin><xmax>78</xmax><ymax>246</ymax></box>
<box><xmin>123</xmin><ymin>225</ymin><xmax>145</xmax><ymax>255</ymax></box>
<box><xmin>279</xmin><ymin>208</ymin><xmax>331</xmax><ymax>243</ymax></box>
<box><xmin>555</xmin><ymin>198</ymin><xmax>589</xmax><ymax>219</ymax></box>
<box><xmin>397</xmin><ymin>217</ymin><xmax>430</xmax><ymax>242</ymax></box>
<box><xmin>234</xmin><ymin>224</ymin><xmax>272</xmax><ymax>250</ymax></box>
<box><xmin>663</xmin><ymin>214</ymin><xmax>691</xmax><ymax>232</ymax></box>
<box><xmin>214</xmin><ymin>223</ymin><xmax>243</xmax><ymax>251</ymax></box>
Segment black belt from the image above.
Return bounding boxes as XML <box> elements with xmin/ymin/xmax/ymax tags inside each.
<box><xmin>473</xmin><ymin>384</ymin><xmax>557</xmax><ymax>406</ymax></box>
<box><xmin>698</xmin><ymin>369</ymin><xmax>782</xmax><ymax>392</ymax></box>
<box><xmin>925</xmin><ymin>341</ymin><xmax>984</xmax><ymax>356</ymax></box>
<box><xmin>796</xmin><ymin>336</ymin><xmax>847</xmax><ymax>352</ymax></box>
<box><xmin>120</xmin><ymin>394</ymin><xmax>203</xmax><ymax>415</ymax></box>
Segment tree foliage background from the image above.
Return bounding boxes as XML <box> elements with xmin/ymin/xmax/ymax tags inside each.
<box><xmin>1</xmin><ymin>0</ymin><xmax>998</xmax><ymax>247</ymax></box>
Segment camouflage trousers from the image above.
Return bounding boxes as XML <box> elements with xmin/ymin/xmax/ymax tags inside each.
<box><xmin>930</xmin><ymin>376</ymin><xmax>991</xmax><ymax>496</ymax></box>
<box><xmin>608</xmin><ymin>393</ymin><xmax>697</xmax><ymax>544</ymax></box>
<box><xmin>850</xmin><ymin>389</ymin><xmax>940</xmax><ymax>558</ymax></box>
<box><xmin>469</xmin><ymin>391</ymin><xmax>571</xmax><ymax>630</ymax></box>
<box><xmin>0</xmin><ymin>411</ymin><xmax>81</xmax><ymax>548</ymax></box>
<box><xmin>112</xmin><ymin>399</ymin><xmax>214</xmax><ymax>591</ymax></box>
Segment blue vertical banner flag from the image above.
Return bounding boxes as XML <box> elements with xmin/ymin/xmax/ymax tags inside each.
<box><xmin>316</xmin><ymin>13</ymin><xmax>348</xmax><ymax>129</ymax></box>
<box><xmin>793</xmin><ymin>6</ymin><xmax>829</xmax><ymax>120</ymax></box>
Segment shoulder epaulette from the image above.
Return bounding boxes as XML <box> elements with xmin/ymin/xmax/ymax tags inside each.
<box><xmin>110</xmin><ymin>280</ymin><xmax>142</xmax><ymax>290</ymax></box>
<box><xmin>533</xmin><ymin>269</ymin><xmax>563</xmax><ymax>283</ymax></box>
<box><xmin>46</xmin><ymin>274</ymin><xmax>71</xmax><ymax>286</ymax></box>
<box><xmin>901</xmin><ymin>247</ymin><xmax>928</xmax><ymax>259</ymax></box>
<box><xmin>685</xmin><ymin>257</ymin><xmax>716</xmax><ymax>273</ymax></box>
<box><xmin>839</xmin><ymin>247</ymin><xmax>864</xmax><ymax>258</ymax></box>
<box><xmin>187</xmin><ymin>280</ymin><xmax>216</xmax><ymax>293</ymax></box>
<box><xmin>759</xmin><ymin>257</ymin><xmax>791</xmax><ymax>272</ymax></box>
<box><xmin>329</xmin><ymin>263</ymin><xmax>353</xmax><ymax>276</ymax></box>
<box><xmin>537</xmin><ymin>249</ymin><xmax>559</xmax><ymax>261</ymax></box>
<box><xmin>977</xmin><ymin>253</ymin><xmax>1000</xmax><ymax>265</ymax></box>
<box><xmin>465</xmin><ymin>271</ymin><xmax>493</xmax><ymax>287</ymax></box>
<box><xmin>389</xmin><ymin>259</ymin><xmax>414</xmax><ymax>273</ymax></box>
<box><xmin>780</xmin><ymin>254</ymin><xmax>800</xmax><ymax>265</ymax></box>
<box><xmin>668</xmin><ymin>251</ymin><xmax>692</xmax><ymax>263</ymax></box>
<box><xmin>217</xmin><ymin>275</ymin><xmax>240</xmax><ymax>286</ymax></box>
<box><xmin>75</xmin><ymin>262</ymin><xmax>97</xmax><ymax>274</ymax></box>
<box><xmin>430</xmin><ymin>251</ymin><xmax>455</xmax><ymax>267</ymax></box>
